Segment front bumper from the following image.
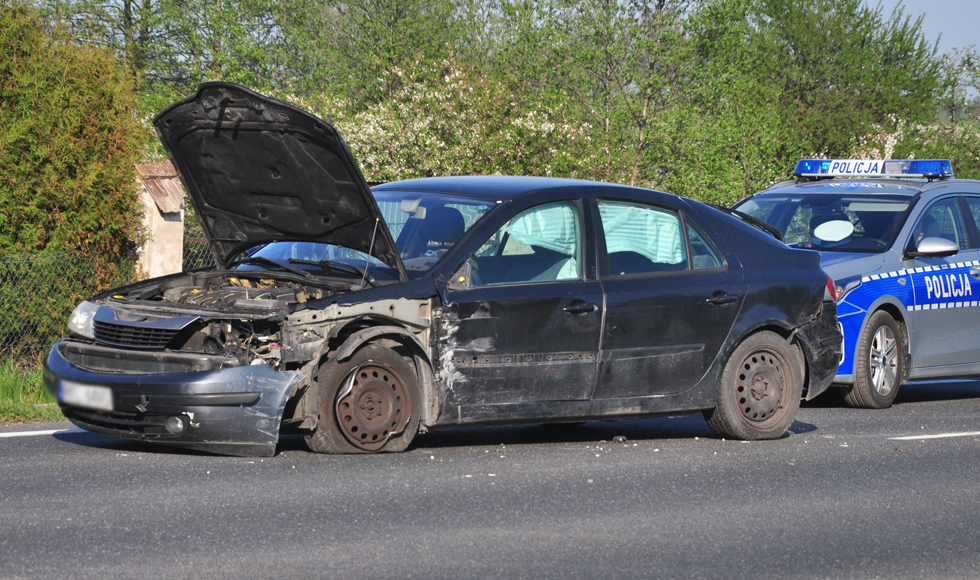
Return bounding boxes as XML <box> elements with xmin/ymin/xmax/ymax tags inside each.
<box><xmin>797</xmin><ymin>301</ymin><xmax>843</xmax><ymax>401</ymax></box>
<box><xmin>44</xmin><ymin>340</ymin><xmax>304</xmax><ymax>457</ymax></box>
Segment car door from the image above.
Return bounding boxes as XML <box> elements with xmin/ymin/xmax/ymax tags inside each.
<box><xmin>591</xmin><ymin>198</ymin><xmax>746</xmax><ymax>399</ymax></box>
<box><xmin>904</xmin><ymin>196</ymin><xmax>980</xmax><ymax>368</ymax></box>
<box><xmin>439</xmin><ymin>200</ymin><xmax>603</xmax><ymax>406</ymax></box>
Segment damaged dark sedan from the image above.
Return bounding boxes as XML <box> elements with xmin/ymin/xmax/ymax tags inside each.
<box><xmin>44</xmin><ymin>83</ymin><xmax>842</xmax><ymax>456</ymax></box>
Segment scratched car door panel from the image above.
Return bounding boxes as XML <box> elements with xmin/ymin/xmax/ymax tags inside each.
<box><xmin>591</xmin><ymin>199</ymin><xmax>746</xmax><ymax>399</ymax></box>
<box><xmin>441</xmin><ymin>200</ymin><xmax>603</xmax><ymax>406</ymax></box>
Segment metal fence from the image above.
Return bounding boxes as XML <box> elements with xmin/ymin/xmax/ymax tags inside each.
<box><xmin>0</xmin><ymin>253</ymin><xmax>135</xmax><ymax>365</ymax></box>
<box><xmin>183</xmin><ymin>208</ymin><xmax>218</xmax><ymax>271</ymax></box>
<box><xmin>0</xmin><ymin>213</ymin><xmax>216</xmax><ymax>366</ymax></box>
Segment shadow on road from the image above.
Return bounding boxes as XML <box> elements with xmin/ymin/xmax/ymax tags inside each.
<box><xmin>51</xmin><ymin>411</ymin><xmax>828</xmax><ymax>456</ymax></box>
<box><xmin>412</xmin><ymin>414</ymin><xmax>718</xmax><ymax>450</ymax></box>
<box><xmin>802</xmin><ymin>378</ymin><xmax>980</xmax><ymax>409</ymax></box>
<box><xmin>896</xmin><ymin>379</ymin><xmax>980</xmax><ymax>405</ymax></box>
<box><xmin>52</xmin><ymin>430</ymin><xmax>217</xmax><ymax>456</ymax></box>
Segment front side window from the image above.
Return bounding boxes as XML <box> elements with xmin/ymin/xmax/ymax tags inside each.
<box><xmin>908</xmin><ymin>198</ymin><xmax>970</xmax><ymax>252</ymax></box>
<box><xmin>960</xmin><ymin>197</ymin><xmax>980</xmax><ymax>248</ymax></box>
<box><xmin>598</xmin><ymin>200</ymin><xmax>687</xmax><ymax>276</ymax></box>
<box><xmin>470</xmin><ymin>201</ymin><xmax>582</xmax><ymax>286</ymax></box>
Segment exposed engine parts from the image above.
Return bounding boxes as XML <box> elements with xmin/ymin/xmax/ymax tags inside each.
<box><xmin>96</xmin><ymin>273</ymin><xmax>344</xmax><ymax>369</ymax></box>
<box><xmin>161</xmin><ymin>276</ymin><xmax>331</xmax><ymax>310</ymax></box>
<box><xmin>91</xmin><ymin>273</ymin><xmax>430</xmax><ymax>375</ymax></box>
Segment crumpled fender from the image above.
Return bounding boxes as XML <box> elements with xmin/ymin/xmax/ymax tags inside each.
<box><xmin>334</xmin><ymin>325</ymin><xmax>427</xmax><ymax>362</ymax></box>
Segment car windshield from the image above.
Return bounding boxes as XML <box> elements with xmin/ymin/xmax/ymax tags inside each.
<box><xmin>735</xmin><ymin>194</ymin><xmax>913</xmax><ymax>253</ymax></box>
<box><xmin>233</xmin><ymin>190</ymin><xmax>497</xmax><ymax>281</ymax></box>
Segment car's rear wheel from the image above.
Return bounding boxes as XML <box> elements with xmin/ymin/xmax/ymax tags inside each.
<box><xmin>704</xmin><ymin>331</ymin><xmax>802</xmax><ymax>440</ymax></box>
<box><xmin>305</xmin><ymin>344</ymin><xmax>421</xmax><ymax>454</ymax></box>
<box><xmin>842</xmin><ymin>310</ymin><xmax>904</xmax><ymax>409</ymax></box>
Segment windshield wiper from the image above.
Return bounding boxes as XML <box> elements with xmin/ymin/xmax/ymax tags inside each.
<box><xmin>238</xmin><ymin>256</ymin><xmax>312</xmax><ymax>278</ymax></box>
<box><xmin>710</xmin><ymin>204</ymin><xmax>784</xmax><ymax>242</ymax></box>
<box><xmin>288</xmin><ymin>259</ymin><xmax>375</xmax><ymax>287</ymax></box>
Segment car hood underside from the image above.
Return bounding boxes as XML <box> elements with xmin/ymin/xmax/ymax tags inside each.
<box><xmin>153</xmin><ymin>82</ymin><xmax>405</xmax><ymax>278</ymax></box>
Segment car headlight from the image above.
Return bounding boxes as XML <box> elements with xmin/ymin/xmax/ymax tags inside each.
<box><xmin>67</xmin><ymin>301</ymin><xmax>99</xmax><ymax>339</ymax></box>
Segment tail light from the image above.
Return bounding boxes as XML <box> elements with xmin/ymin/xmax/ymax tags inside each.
<box><xmin>824</xmin><ymin>278</ymin><xmax>839</xmax><ymax>301</ymax></box>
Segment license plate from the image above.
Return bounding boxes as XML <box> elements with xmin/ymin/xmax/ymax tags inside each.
<box><xmin>59</xmin><ymin>380</ymin><xmax>114</xmax><ymax>411</ymax></box>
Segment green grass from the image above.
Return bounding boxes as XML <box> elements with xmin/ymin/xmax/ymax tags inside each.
<box><xmin>0</xmin><ymin>363</ymin><xmax>65</xmax><ymax>423</ymax></box>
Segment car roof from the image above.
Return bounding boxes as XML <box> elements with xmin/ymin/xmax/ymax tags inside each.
<box><xmin>371</xmin><ymin>175</ymin><xmax>639</xmax><ymax>200</ymax></box>
<box><xmin>755</xmin><ymin>177</ymin><xmax>980</xmax><ymax>198</ymax></box>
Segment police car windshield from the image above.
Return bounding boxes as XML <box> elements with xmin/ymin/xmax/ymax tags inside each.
<box><xmin>736</xmin><ymin>194</ymin><xmax>912</xmax><ymax>253</ymax></box>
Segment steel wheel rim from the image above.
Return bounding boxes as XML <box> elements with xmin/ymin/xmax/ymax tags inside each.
<box><xmin>734</xmin><ymin>348</ymin><xmax>788</xmax><ymax>424</ymax></box>
<box><xmin>868</xmin><ymin>325</ymin><xmax>897</xmax><ymax>396</ymax></box>
<box><xmin>336</xmin><ymin>362</ymin><xmax>410</xmax><ymax>451</ymax></box>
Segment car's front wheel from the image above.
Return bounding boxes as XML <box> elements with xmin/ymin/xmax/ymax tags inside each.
<box><xmin>842</xmin><ymin>310</ymin><xmax>905</xmax><ymax>409</ymax></box>
<box><xmin>305</xmin><ymin>344</ymin><xmax>421</xmax><ymax>454</ymax></box>
<box><xmin>704</xmin><ymin>331</ymin><xmax>802</xmax><ymax>440</ymax></box>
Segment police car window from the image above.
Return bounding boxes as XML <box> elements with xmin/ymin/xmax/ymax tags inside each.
<box><xmin>737</xmin><ymin>195</ymin><xmax>910</xmax><ymax>253</ymax></box>
<box><xmin>909</xmin><ymin>198</ymin><xmax>969</xmax><ymax>251</ymax></box>
<box><xmin>598</xmin><ymin>200</ymin><xmax>687</xmax><ymax>276</ymax></box>
<box><xmin>688</xmin><ymin>222</ymin><xmax>723</xmax><ymax>269</ymax></box>
<box><xmin>470</xmin><ymin>201</ymin><xmax>582</xmax><ymax>286</ymax></box>
<box><xmin>962</xmin><ymin>198</ymin><xmax>980</xmax><ymax>248</ymax></box>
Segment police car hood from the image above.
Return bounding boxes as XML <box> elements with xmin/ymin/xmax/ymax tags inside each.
<box><xmin>153</xmin><ymin>83</ymin><xmax>405</xmax><ymax>277</ymax></box>
<box><xmin>818</xmin><ymin>252</ymin><xmax>885</xmax><ymax>280</ymax></box>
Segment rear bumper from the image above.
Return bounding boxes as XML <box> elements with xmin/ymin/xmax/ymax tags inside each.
<box><xmin>797</xmin><ymin>302</ymin><xmax>843</xmax><ymax>401</ymax></box>
<box><xmin>44</xmin><ymin>340</ymin><xmax>303</xmax><ymax>457</ymax></box>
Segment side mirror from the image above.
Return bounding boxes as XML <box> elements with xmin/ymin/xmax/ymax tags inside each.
<box><xmin>909</xmin><ymin>236</ymin><xmax>959</xmax><ymax>259</ymax></box>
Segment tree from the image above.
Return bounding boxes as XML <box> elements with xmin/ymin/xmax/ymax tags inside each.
<box><xmin>282</xmin><ymin>0</ymin><xmax>455</xmax><ymax>103</ymax></box>
<box><xmin>750</xmin><ymin>0</ymin><xmax>942</xmax><ymax>156</ymax></box>
<box><xmin>657</xmin><ymin>0</ymin><xmax>790</xmax><ymax>203</ymax></box>
<box><xmin>0</xmin><ymin>1</ymin><xmax>144</xmax><ymax>258</ymax></box>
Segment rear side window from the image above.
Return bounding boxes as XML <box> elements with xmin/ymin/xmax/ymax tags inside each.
<box><xmin>598</xmin><ymin>200</ymin><xmax>687</xmax><ymax>276</ymax></box>
<box><xmin>908</xmin><ymin>198</ymin><xmax>969</xmax><ymax>251</ymax></box>
<box><xmin>688</xmin><ymin>222</ymin><xmax>723</xmax><ymax>269</ymax></box>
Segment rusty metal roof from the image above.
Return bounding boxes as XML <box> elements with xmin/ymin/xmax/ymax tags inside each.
<box><xmin>136</xmin><ymin>162</ymin><xmax>185</xmax><ymax>214</ymax></box>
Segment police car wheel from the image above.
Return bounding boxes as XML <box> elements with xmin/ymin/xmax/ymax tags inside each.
<box><xmin>704</xmin><ymin>331</ymin><xmax>802</xmax><ymax>440</ymax></box>
<box><xmin>843</xmin><ymin>310</ymin><xmax>905</xmax><ymax>409</ymax></box>
<box><xmin>305</xmin><ymin>344</ymin><xmax>422</xmax><ymax>454</ymax></box>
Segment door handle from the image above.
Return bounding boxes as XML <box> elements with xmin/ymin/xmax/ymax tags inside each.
<box><xmin>563</xmin><ymin>302</ymin><xmax>598</xmax><ymax>314</ymax></box>
<box><xmin>971</xmin><ymin>266</ymin><xmax>980</xmax><ymax>280</ymax></box>
<box><xmin>705</xmin><ymin>294</ymin><xmax>738</xmax><ymax>306</ymax></box>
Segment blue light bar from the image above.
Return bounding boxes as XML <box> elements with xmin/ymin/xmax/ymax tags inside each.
<box><xmin>793</xmin><ymin>159</ymin><xmax>953</xmax><ymax>179</ymax></box>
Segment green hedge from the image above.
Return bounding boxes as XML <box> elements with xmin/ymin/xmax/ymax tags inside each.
<box><xmin>0</xmin><ymin>2</ymin><xmax>145</xmax><ymax>259</ymax></box>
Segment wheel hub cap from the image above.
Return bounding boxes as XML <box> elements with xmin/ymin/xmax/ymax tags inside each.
<box><xmin>336</xmin><ymin>362</ymin><xmax>410</xmax><ymax>451</ymax></box>
<box><xmin>735</xmin><ymin>351</ymin><xmax>784</xmax><ymax>423</ymax></box>
<box><xmin>869</xmin><ymin>326</ymin><xmax>897</xmax><ymax>396</ymax></box>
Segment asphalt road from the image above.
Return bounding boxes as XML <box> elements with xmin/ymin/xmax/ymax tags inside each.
<box><xmin>3</xmin><ymin>381</ymin><xmax>980</xmax><ymax>580</ymax></box>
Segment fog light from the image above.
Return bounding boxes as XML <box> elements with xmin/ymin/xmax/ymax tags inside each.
<box><xmin>165</xmin><ymin>415</ymin><xmax>185</xmax><ymax>435</ymax></box>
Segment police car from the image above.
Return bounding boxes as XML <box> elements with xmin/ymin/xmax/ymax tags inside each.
<box><xmin>735</xmin><ymin>159</ymin><xmax>980</xmax><ymax>408</ymax></box>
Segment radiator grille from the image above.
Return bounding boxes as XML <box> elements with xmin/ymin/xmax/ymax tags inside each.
<box><xmin>93</xmin><ymin>320</ymin><xmax>178</xmax><ymax>349</ymax></box>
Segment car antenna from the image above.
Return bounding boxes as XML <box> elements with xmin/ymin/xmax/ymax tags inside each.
<box><xmin>360</xmin><ymin>217</ymin><xmax>379</xmax><ymax>289</ymax></box>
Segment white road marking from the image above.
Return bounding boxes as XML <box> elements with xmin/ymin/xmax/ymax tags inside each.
<box><xmin>889</xmin><ymin>431</ymin><xmax>980</xmax><ymax>441</ymax></box>
<box><xmin>0</xmin><ymin>428</ymin><xmax>86</xmax><ymax>439</ymax></box>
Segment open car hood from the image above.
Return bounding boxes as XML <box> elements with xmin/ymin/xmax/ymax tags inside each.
<box><xmin>153</xmin><ymin>83</ymin><xmax>406</xmax><ymax>279</ymax></box>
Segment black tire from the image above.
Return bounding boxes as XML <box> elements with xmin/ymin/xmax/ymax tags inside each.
<box><xmin>305</xmin><ymin>344</ymin><xmax>421</xmax><ymax>454</ymax></box>
<box><xmin>703</xmin><ymin>331</ymin><xmax>802</xmax><ymax>440</ymax></box>
<box><xmin>842</xmin><ymin>310</ymin><xmax>905</xmax><ymax>409</ymax></box>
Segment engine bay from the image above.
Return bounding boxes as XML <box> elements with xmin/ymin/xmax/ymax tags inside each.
<box><xmin>80</xmin><ymin>273</ymin><xmax>345</xmax><ymax>369</ymax></box>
